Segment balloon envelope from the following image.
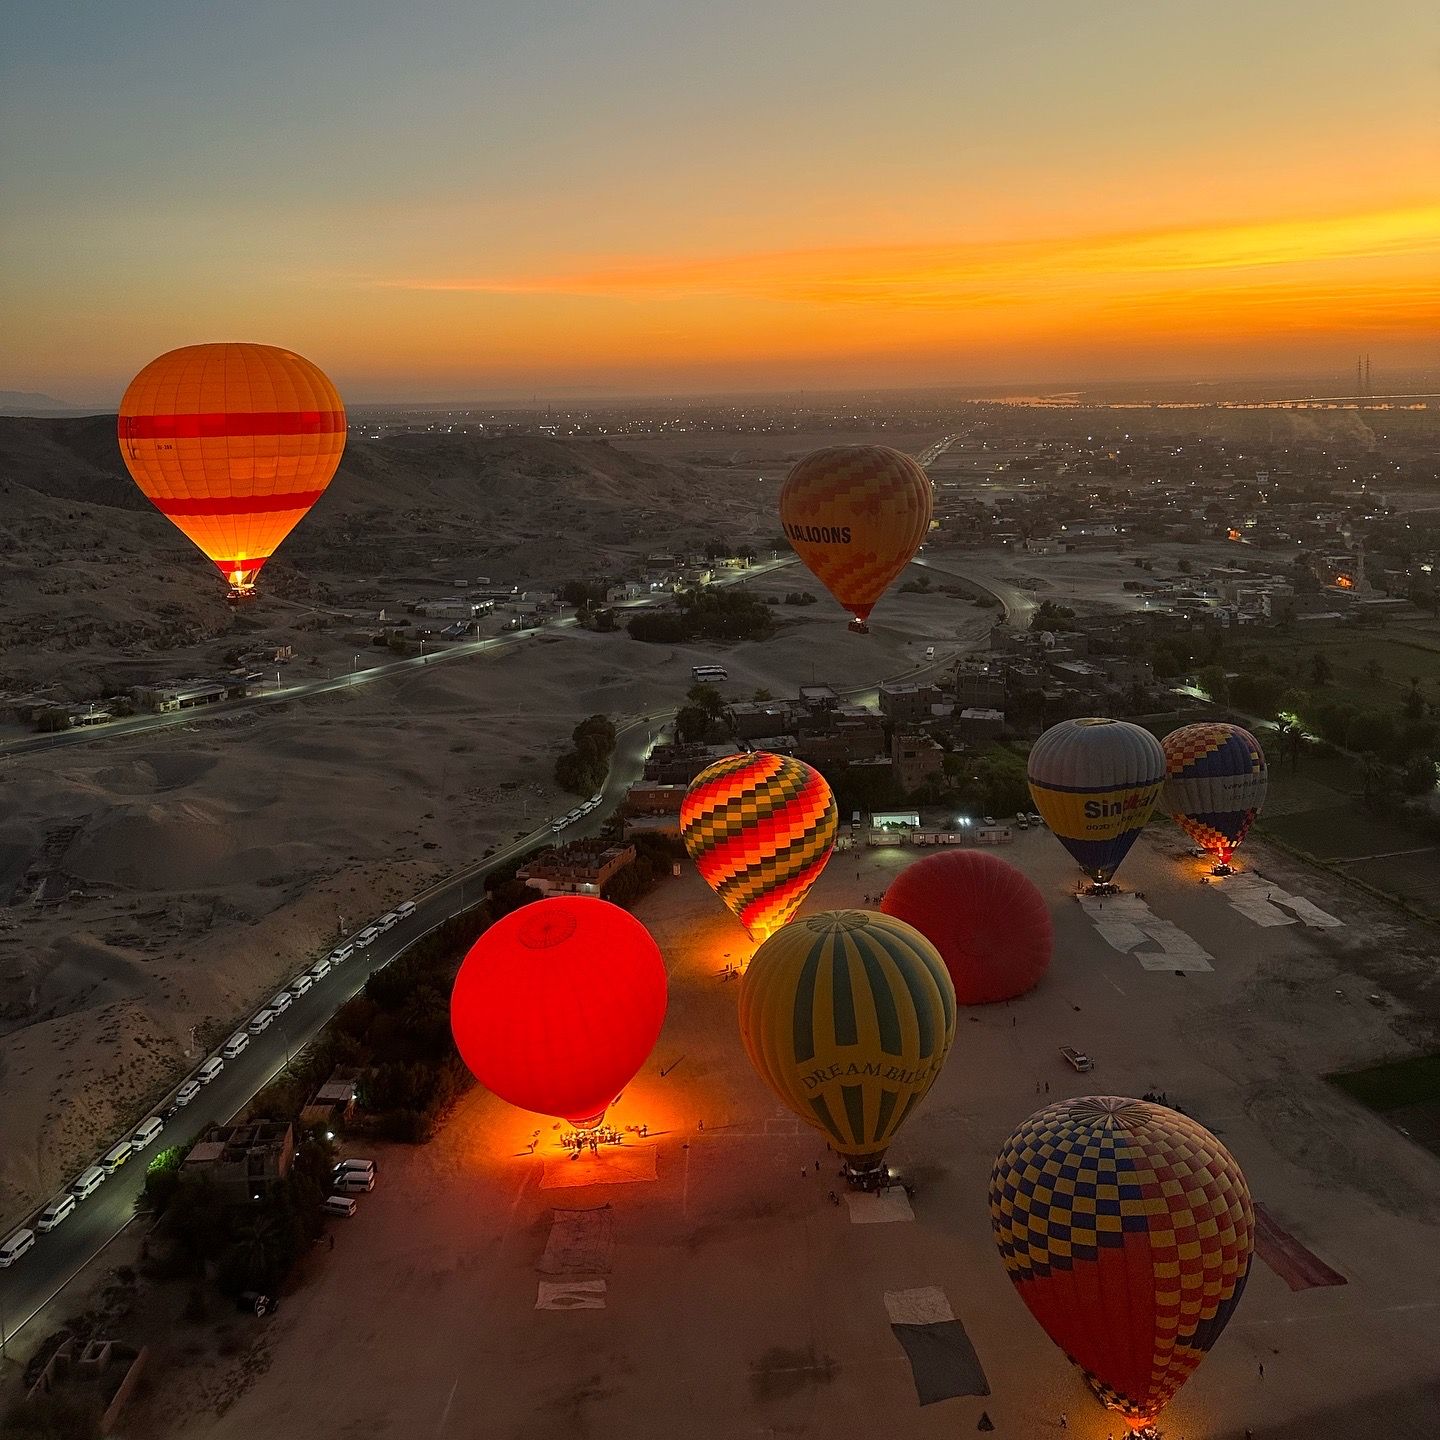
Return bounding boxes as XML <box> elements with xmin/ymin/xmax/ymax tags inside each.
<box><xmin>881</xmin><ymin>850</ymin><xmax>1052</xmax><ymax>1004</ymax></box>
<box><xmin>990</xmin><ymin>1097</ymin><xmax>1254</xmax><ymax>1430</ymax></box>
<box><xmin>680</xmin><ymin>751</ymin><xmax>838</xmax><ymax>941</ymax></box>
<box><xmin>779</xmin><ymin>445</ymin><xmax>933</xmax><ymax>627</ymax></box>
<box><xmin>739</xmin><ymin>910</ymin><xmax>955</xmax><ymax>1165</ymax></box>
<box><xmin>1161</xmin><ymin>723</ymin><xmax>1268</xmax><ymax>864</ymax></box>
<box><xmin>1027</xmin><ymin>718</ymin><xmax>1165</xmax><ymax>885</ymax></box>
<box><xmin>118</xmin><ymin>343</ymin><xmax>345</xmax><ymax>593</ymax></box>
<box><xmin>450</xmin><ymin>896</ymin><xmax>667</xmax><ymax>1125</ymax></box>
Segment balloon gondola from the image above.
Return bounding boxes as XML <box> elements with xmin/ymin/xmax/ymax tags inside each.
<box><xmin>118</xmin><ymin>342</ymin><xmax>345</xmax><ymax>598</ymax></box>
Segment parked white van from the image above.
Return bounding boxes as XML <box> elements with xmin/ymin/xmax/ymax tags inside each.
<box><xmin>332</xmin><ymin>1170</ymin><xmax>374</xmax><ymax>1194</ymax></box>
<box><xmin>37</xmin><ymin>1193</ymin><xmax>76</xmax><ymax>1232</ymax></box>
<box><xmin>328</xmin><ymin>944</ymin><xmax>354</xmax><ymax>966</ymax></box>
<box><xmin>100</xmin><ymin>1142</ymin><xmax>132</xmax><ymax>1175</ymax></box>
<box><xmin>322</xmin><ymin>1196</ymin><xmax>357</xmax><ymax>1218</ymax></box>
<box><xmin>175</xmin><ymin>1079</ymin><xmax>201</xmax><ymax>1107</ymax></box>
<box><xmin>247</xmin><ymin>1009</ymin><xmax>276</xmax><ymax>1035</ymax></box>
<box><xmin>269</xmin><ymin>991</ymin><xmax>293</xmax><ymax>1014</ymax></box>
<box><xmin>222</xmin><ymin>1032</ymin><xmax>249</xmax><ymax>1060</ymax></box>
<box><xmin>196</xmin><ymin>1057</ymin><xmax>224</xmax><ymax>1084</ymax></box>
<box><xmin>131</xmin><ymin>1116</ymin><xmax>164</xmax><ymax>1152</ymax></box>
<box><xmin>0</xmin><ymin>1229</ymin><xmax>36</xmax><ymax>1267</ymax></box>
<box><xmin>69</xmin><ymin>1167</ymin><xmax>106</xmax><ymax>1200</ymax></box>
<box><xmin>395</xmin><ymin>901</ymin><xmax>417</xmax><ymax>921</ymax></box>
<box><xmin>352</xmin><ymin>927</ymin><xmax>379</xmax><ymax>950</ymax></box>
<box><xmin>307</xmin><ymin>956</ymin><xmax>332</xmax><ymax>981</ymax></box>
<box><xmin>288</xmin><ymin>973</ymin><xmax>314</xmax><ymax>997</ymax></box>
<box><xmin>377</xmin><ymin>912</ymin><xmax>399</xmax><ymax>932</ymax></box>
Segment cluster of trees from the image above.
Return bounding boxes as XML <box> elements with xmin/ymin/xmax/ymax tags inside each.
<box><xmin>554</xmin><ymin>714</ymin><xmax>617</xmax><ymax>794</ymax></box>
<box><xmin>829</xmin><ymin>740</ymin><xmax>1031</xmax><ymax>820</ymax></box>
<box><xmin>560</xmin><ymin>579</ymin><xmax>618</xmax><ymax>631</ymax></box>
<box><xmin>783</xmin><ymin>591</ymin><xmax>818</xmax><ymax>606</ymax></box>
<box><xmin>601</xmin><ymin>832</ymin><xmax>687</xmax><ymax>909</ymax></box>
<box><xmin>1030</xmin><ymin>600</ymin><xmax>1076</xmax><ymax>631</ymax></box>
<box><xmin>675</xmin><ymin>684</ymin><xmax>728</xmax><ymax>744</ymax></box>
<box><xmin>627</xmin><ymin>588</ymin><xmax>776</xmax><ymax>645</ymax></box>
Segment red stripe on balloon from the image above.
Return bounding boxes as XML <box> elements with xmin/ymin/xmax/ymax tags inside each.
<box><xmin>152</xmin><ymin>490</ymin><xmax>325</xmax><ymax>517</ymax></box>
<box><xmin>120</xmin><ymin>410</ymin><xmax>346</xmax><ymax>439</ymax></box>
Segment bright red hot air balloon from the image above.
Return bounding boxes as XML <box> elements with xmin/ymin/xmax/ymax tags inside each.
<box><xmin>881</xmin><ymin>850</ymin><xmax>1052</xmax><ymax>1004</ymax></box>
<box><xmin>450</xmin><ymin>896</ymin><xmax>667</xmax><ymax>1127</ymax></box>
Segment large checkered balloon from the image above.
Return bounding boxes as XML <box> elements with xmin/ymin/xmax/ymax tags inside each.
<box><xmin>1161</xmin><ymin>723</ymin><xmax>1268</xmax><ymax>865</ymax></box>
<box><xmin>990</xmin><ymin>1097</ymin><xmax>1254</xmax><ymax>1429</ymax></box>
<box><xmin>779</xmin><ymin>445</ymin><xmax>933</xmax><ymax>632</ymax></box>
<box><xmin>680</xmin><ymin>751</ymin><xmax>838</xmax><ymax>942</ymax></box>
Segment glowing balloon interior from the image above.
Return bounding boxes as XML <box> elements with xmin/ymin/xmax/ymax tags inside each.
<box><xmin>449</xmin><ymin>896</ymin><xmax>667</xmax><ymax>1127</ymax></box>
<box><xmin>1161</xmin><ymin>722</ymin><xmax>1268</xmax><ymax>867</ymax></box>
<box><xmin>739</xmin><ymin>909</ymin><xmax>956</xmax><ymax>1177</ymax></box>
<box><xmin>118</xmin><ymin>343</ymin><xmax>345</xmax><ymax>596</ymax></box>
<box><xmin>881</xmin><ymin>850</ymin><xmax>1052</xmax><ymax>1004</ymax></box>
<box><xmin>779</xmin><ymin>445</ymin><xmax>933</xmax><ymax>631</ymax></box>
<box><xmin>680</xmin><ymin>751</ymin><xmax>838</xmax><ymax>941</ymax></box>
<box><xmin>1027</xmin><ymin>718</ymin><xmax>1166</xmax><ymax>886</ymax></box>
<box><xmin>990</xmin><ymin>1096</ymin><xmax>1254</xmax><ymax>1430</ymax></box>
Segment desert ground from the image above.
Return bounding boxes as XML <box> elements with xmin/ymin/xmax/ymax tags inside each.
<box><xmin>122</xmin><ymin>826</ymin><xmax>1440</xmax><ymax>1440</ymax></box>
<box><xmin>0</xmin><ymin>566</ymin><xmax>988</xmax><ymax>1223</ymax></box>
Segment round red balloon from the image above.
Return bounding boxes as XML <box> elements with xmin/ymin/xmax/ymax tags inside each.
<box><xmin>881</xmin><ymin>851</ymin><xmax>1052</xmax><ymax>1004</ymax></box>
<box><xmin>450</xmin><ymin>896</ymin><xmax>668</xmax><ymax>1125</ymax></box>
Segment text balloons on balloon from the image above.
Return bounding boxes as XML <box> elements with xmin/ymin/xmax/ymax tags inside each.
<box><xmin>118</xmin><ymin>343</ymin><xmax>345</xmax><ymax>597</ymax></box>
<box><xmin>1161</xmin><ymin>722</ymin><xmax>1268</xmax><ymax>869</ymax></box>
<box><xmin>881</xmin><ymin>850</ymin><xmax>1052</xmax><ymax>1004</ymax></box>
<box><xmin>1027</xmin><ymin>717</ymin><xmax>1166</xmax><ymax>887</ymax></box>
<box><xmin>450</xmin><ymin>896</ymin><xmax>667</xmax><ymax>1127</ymax></box>
<box><xmin>739</xmin><ymin>909</ymin><xmax>955</xmax><ymax>1183</ymax></box>
<box><xmin>991</xmin><ymin>1096</ymin><xmax>1254</xmax><ymax>1430</ymax></box>
<box><xmin>779</xmin><ymin>445</ymin><xmax>933</xmax><ymax>632</ymax></box>
<box><xmin>680</xmin><ymin>751</ymin><xmax>838</xmax><ymax>942</ymax></box>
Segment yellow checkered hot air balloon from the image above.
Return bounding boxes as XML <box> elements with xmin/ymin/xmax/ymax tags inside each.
<box><xmin>680</xmin><ymin>751</ymin><xmax>838</xmax><ymax>942</ymax></box>
<box><xmin>991</xmin><ymin>1097</ymin><xmax>1254</xmax><ymax>1431</ymax></box>
<box><xmin>739</xmin><ymin>910</ymin><xmax>956</xmax><ymax>1185</ymax></box>
<box><xmin>1161</xmin><ymin>723</ymin><xmax>1268</xmax><ymax>872</ymax></box>
<box><xmin>1027</xmin><ymin>718</ymin><xmax>1166</xmax><ymax>889</ymax></box>
<box><xmin>779</xmin><ymin>445</ymin><xmax>933</xmax><ymax>633</ymax></box>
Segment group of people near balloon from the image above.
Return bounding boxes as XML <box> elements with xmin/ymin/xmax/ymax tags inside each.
<box><xmin>118</xmin><ymin>343</ymin><xmax>1267</xmax><ymax>1431</ymax></box>
<box><xmin>449</xmin><ymin>728</ymin><xmax>1264</xmax><ymax>1434</ymax></box>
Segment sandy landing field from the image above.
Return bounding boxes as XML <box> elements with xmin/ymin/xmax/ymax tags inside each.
<box><xmin>0</xmin><ymin>575</ymin><xmax>986</xmax><ymax>1222</ymax></box>
<box><xmin>129</xmin><ymin>827</ymin><xmax>1440</xmax><ymax>1440</ymax></box>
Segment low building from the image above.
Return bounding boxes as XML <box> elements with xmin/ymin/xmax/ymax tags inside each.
<box><xmin>954</xmin><ymin>668</ymin><xmax>1007</xmax><ymax>707</ymax></box>
<box><xmin>621</xmin><ymin>783</ymin><xmax>686</xmax><ymax>838</ymax></box>
<box><xmin>643</xmin><ymin>743</ymin><xmax>739</xmax><ymax>785</ymax></box>
<box><xmin>729</xmin><ymin>700</ymin><xmax>798</xmax><ymax>742</ymax></box>
<box><xmin>518</xmin><ymin>842</ymin><xmax>636</xmax><ymax>896</ymax></box>
<box><xmin>879</xmin><ymin>681</ymin><xmax>941</xmax><ymax>724</ymax></box>
<box><xmin>956</xmin><ymin>707</ymin><xmax>1006</xmax><ymax>742</ymax></box>
<box><xmin>299</xmin><ymin>1069</ymin><xmax>359</xmax><ymax>1132</ymax></box>
<box><xmin>27</xmin><ymin>1338</ymin><xmax>147</xmax><ymax>1437</ymax></box>
<box><xmin>892</xmin><ymin>732</ymin><xmax>944</xmax><ymax>791</ymax></box>
<box><xmin>132</xmin><ymin>677</ymin><xmax>248</xmax><ymax>713</ymax></box>
<box><xmin>180</xmin><ymin>1121</ymin><xmax>293</xmax><ymax>1202</ymax></box>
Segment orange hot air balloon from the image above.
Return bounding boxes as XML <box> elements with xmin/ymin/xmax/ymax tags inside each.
<box><xmin>118</xmin><ymin>343</ymin><xmax>345</xmax><ymax>597</ymax></box>
<box><xmin>779</xmin><ymin>445</ymin><xmax>932</xmax><ymax>632</ymax></box>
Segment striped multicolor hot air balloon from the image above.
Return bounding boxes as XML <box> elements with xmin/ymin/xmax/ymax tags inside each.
<box><xmin>779</xmin><ymin>445</ymin><xmax>933</xmax><ymax>632</ymax></box>
<box><xmin>990</xmin><ymin>1097</ymin><xmax>1254</xmax><ymax>1431</ymax></box>
<box><xmin>680</xmin><ymin>751</ymin><xmax>838</xmax><ymax>942</ymax></box>
<box><xmin>1027</xmin><ymin>718</ymin><xmax>1166</xmax><ymax>887</ymax></box>
<box><xmin>1161</xmin><ymin>723</ymin><xmax>1268</xmax><ymax>870</ymax></box>
<box><xmin>118</xmin><ymin>343</ymin><xmax>345</xmax><ymax>597</ymax></box>
<box><xmin>739</xmin><ymin>909</ymin><xmax>955</xmax><ymax>1181</ymax></box>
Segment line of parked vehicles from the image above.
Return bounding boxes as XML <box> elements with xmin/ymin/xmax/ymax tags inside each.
<box><xmin>551</xmin><ymin>792</ymin><xmax>604</xmax><ymax>835</ymax></box>
<box><xmin>0</xmin><ymin>899</ymin><xmax>423</xmax><ymax>1273</ymax></box>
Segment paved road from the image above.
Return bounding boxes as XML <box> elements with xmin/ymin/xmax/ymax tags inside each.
<box><xmin>0</xmin><ymin>559</ymin><xmax>798</xmax><ymax>760</ymax></box>
<box><xmin>912</xmin><ymin>554</ymin><xmax>1038</xmax><ymax>628</ymax></box>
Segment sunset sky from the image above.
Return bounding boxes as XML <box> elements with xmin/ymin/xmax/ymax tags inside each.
<box><xmin>2</xmin><ymin>1</ymin><xmax>1436</xmax><ymax>402</ymax></box>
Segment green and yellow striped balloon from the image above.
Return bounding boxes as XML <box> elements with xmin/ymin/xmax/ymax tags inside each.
<box><xmin>739</xmin><ymin>910</ymin><xmax>956</xmax><ymax>1170</ymax></box>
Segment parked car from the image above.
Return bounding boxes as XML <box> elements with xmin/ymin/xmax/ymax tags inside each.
<box><xmin>335</xmin><ymin>1158</ymin><xmax>376</xmax><ymax>1180</ymax></box>
<box><xmin>328</xmin><ymin>944</ymin><xmax>354</xmax><ymax>966</ymax></box>
<box><xmin>288</xmin><ymin>973</ymin><xmax>314</xmax><ymax>997</ymax></box>
<box><xmin>247</xmin><ymin>1009</ymin><xmax>276</xmax><ymax>1036</ymax></box>
<box><xmin>983</xmin><ymin>815</ymin><xmax>997</xmax><ymax>827</ymax></box>
<box><xmin>131</xmin><ymin>1116</ymin><xmax>164</xmax><ymax>1152</ymax></box>
<box><xmin>222</xmin><ymin>1032</ymin><xmax>250</xmax><ymax>1059</ymax></box>
<box><xmin>1015</xmin><ymin>814</ymin><xmax>1030</xmax><ymax>830</ymax></box>
<box><xmin>307</xmin><ymin>956</ymin><xmax>332</xmax><ymax>981</ymax></box>
<box><xmin>175</xmin><ymin>1079</ymin><xmax>201</xmax><ymax>1107</ymax></box>
<box><xmin>197</xmin><ymin>1057</ymin><xmax>224</xmax><ymax>1083</ymax></box>
<box><xmin>36</xmin><ymin>1193</ymin><xmax>76</xmax><ymax>1233</ymax></box>
<box><xmin>69</xmin><ymin>1167</ymin><xmax>106</xmax><ymax>1200</ymax></box>
<box><xmin>333</xmin><ymin>1170</ymin><xmax>375</xmax><ymax>1194</ymax></box>
<box><xmin>377</xmin><ymin>912</ymin><xmax>399</xmax><ymax>932</ymax></box>
<box><xmin>0</xmin><ymin>1229</ymin><xmax>36</xmax><ymax>1268</ymax></box>
<box><xmin>352</xmin><ymin>927</ymin><xmax>380</xmax><ymax>950</ymax></box>
<box><xmin>395</xmin><ymin>901</ymin><xmax>417</xmax><ymax>921</ymax></box>
<box><xmin>269</xmin><ymin>991</ymin><xmax>293</xmax><ymax>1014</ymax></box>
<box><xmin>1059</xmin><ymin>1045</ymin><xmax>1094</xmax><ymax>1073</ymax></box>
<box><xmin>323</xmin><ymin>1196</ymin><xmax>358</xmax><ymax>1218</ymax></box>
<box><xmin>100</xmin><ymin>1142</ymin><xmax>132</xmax><ymax>1175</ymax></box>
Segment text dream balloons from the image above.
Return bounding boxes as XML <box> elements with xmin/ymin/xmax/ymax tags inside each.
<box><xmin>1027</xmin><ymin>718</ymin><xmax>1166</xmax><ymax>886</ymax></box>
<box><xmin>779</xmin><ymin>445</ymin><xmax>933</xmax><ymax>632</ymax></box>
<box><xmin>881</xmin><ymin>850</ymin><xmax>1052</xmax><ymax>1004</ymax></box>
<box><xmin>450</xmin><ymin>896</ymin><xmax>667</xmax><ymax>1127</ymax></box>
<box><xmin>991</xmin><ymin>1097</ymin><xmax>1254</xmax><ymax>1431</ymax></box>
<box><xmin>118</xmin><ymin>343</ymin><xmax>345</xmax><ymax>595</ymax></box>
<box><xmin>739</xmin><ymin>910</ymin><xmax>955</xmax><ymax>1178</ymax></box>
<box><xmin>1161</xmin><ymin>723</ymin><xmax>1268</xmax><ymax>867</ymax></box>
<box><xmin>680</xmin><ymin>751</ymin><xmax>838</xmax><ymax>942</ymax></box>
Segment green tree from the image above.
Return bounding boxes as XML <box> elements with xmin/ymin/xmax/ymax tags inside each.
<box><xmin>685</xmin><ymin>684</ymin><xmax>728</xmax><ymax>726</ymax></box>
<box><xmin>1310</xmin><ymin>652</ymin><xmax>1333</xmax><ymax>687</ymax></box>
<box><xmin>1196</xmin><ymin>664</ymin><xmax>1229</xmax><ymax>705</ymax></box>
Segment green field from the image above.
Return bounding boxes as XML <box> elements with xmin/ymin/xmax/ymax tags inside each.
<box><xmin>1328</xmin><ymin>1053</ymin><xmax>1440</xmax><ymax>1112</ymax></box>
